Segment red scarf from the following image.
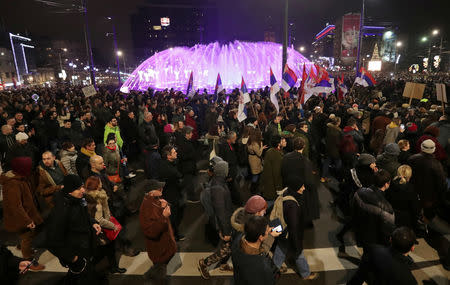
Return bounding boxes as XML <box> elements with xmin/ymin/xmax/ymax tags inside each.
<box><xmin>106</xmin><ymin>145</ymin><xmax>117</xmax><ymax>151</ymax></box>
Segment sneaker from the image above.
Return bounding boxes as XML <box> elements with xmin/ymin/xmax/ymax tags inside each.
<box><xmin>29</xmin><ymin>264</ymin><xmax>46</xmax><ymax>271</ymax></box>
<box><xmin>126</xmin><ymin>173</ymin><xmax>137</xmax><ymax>179</ymax></box>
<box><xmin>110</xmin><ymin>266</ymin><xmax>127</xmax><ymax>274</ymax></box>
<box><xmin>176</xmin><ymin>234</ymin><xmax>186</xmax><ymax>241</ymax></box>
<box><xmin>198</xmin><ymin>259</ymin><xmax>210</xmax><ymax>279</ymax></box>
<box><xmin>303</xmin><ymin>272</ymin><xmax>318</xmax><ymax>280</ymax></box>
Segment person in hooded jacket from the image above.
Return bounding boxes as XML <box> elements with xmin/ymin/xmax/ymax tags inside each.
<box><xmin>60</xmin><ymin>142</ymin><xmax>78</xmax><ymax>175</ymax></box>
<box><xmin>376</xmin><ymin>143</ymin><xmax>401</xmax><ymax>179</ymax></box>
<box><xmin>1</xmin><ymin>157</ymin><xmax>45</xmax><ymax>271</ymax></box>
<box><xmin>44</xmin><ymin>175</ymin><xmax>103</xmax><ymax>284</ymax></box>
<box><xmin>198</xmin><ymin>158</ymin><xmax>233</xmax><ymax>279</ymax></box>
<box><xmin>272</xmin><ymin>175</ymin><xmax>318</xmax><ymax>280</ymax></box>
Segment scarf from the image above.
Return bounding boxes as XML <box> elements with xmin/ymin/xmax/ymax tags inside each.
<box><xmin>106</xmin><ymin>145</ymin><xmax>117</xmax><ymax>151</ymax></box>
<box><xmin>81</xmin><ymin>147</ymin><xmax>96</xmax><ymax>157</ymax></box>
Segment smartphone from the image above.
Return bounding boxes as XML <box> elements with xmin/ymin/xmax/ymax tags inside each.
<box><xmin>20</xmin><ymin>258</ymin><xmax>37</xmax><ymax>274</ymax></box>
<box><xmin>400</xmin><ymin>124</ymin><xmax>405</xmax><ymax>131</ymax></box>
<box><xmin>272</xmin><ymin>225</ymin><xmax>283</xmax><ymax>233</ymax></box>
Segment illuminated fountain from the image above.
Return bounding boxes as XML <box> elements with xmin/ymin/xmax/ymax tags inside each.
<box><xmin>120</xmin><ymin>41</ymin><xmax>312</xmax><ymax>93</ymax></box>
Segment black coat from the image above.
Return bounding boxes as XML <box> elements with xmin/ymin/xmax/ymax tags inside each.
<box><xmin>218</xmin><ymin>142</ymin><xmax>238</xmax><ymax>179</ymax></box>
<box><xmin>44</xmin><ymin>191</ymin><xmax>96</xmax><ymax>265</ymax></box>
<box><xmin>158</xmin><ymin>159</ymin><xmax>183</xmax><ymax>203</ymax></box>
<box><xmin>385</xmin><ymin>179</ymin><xmax>420</xmax><ymax>229</ymax></box>
<box><xmin>283</xmin><ymin>189</ymin><xmax>305</xmax><ymax>255</ymax></box>
<box><xmin>355</xmin><ymin>245</ymin><xmax>417</xmax><ymax>285</ymax></box>
<box><xmin>231</xmin><ymin>234</ymin><xmax>277</xmax><ymax>285</ymax></box>
<box><xmin>408</xmin><ymin>153</ymin><xmax>447</xmax><ymax>210</ymax></box>
<box><xmin>0</xmin><ymin>244</ymin><xmax>22</xmax><ymax>284</ymax></box>
<box><xmin>139</xmin><ymin>120</ymin><xmax>158</xmax><ymax>150</ymax></box>
<box><xmin>75</xmin><ymin>152</ymin><xmax>91</xmax><ymax>181</ymax></box>
<box><xmin>176</xmin><ymin>137</ymin><xmax>197</xmax><ymax>175</ymax></box>
<box><xmin>120</xmin><ymin>117</ymin><xmax>139</xmax><ymax>144</ymax></box>
<box><xmin>351</xmin><ymin>186</ymin><xmax>395</xmax><ymax>247</ymax></box>
<box><xmin>281</xmin><ymin>151</ymin><xmax>320</xmax><ymax>222</ymax></box>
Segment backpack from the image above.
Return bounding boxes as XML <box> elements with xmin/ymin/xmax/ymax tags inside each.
<box><xmin>269</xmin><ymin>188</ymin><xmax>299</xmax><ymax>229</ymax></box>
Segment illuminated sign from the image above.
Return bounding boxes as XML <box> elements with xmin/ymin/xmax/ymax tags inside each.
<box><xmin>368</xmin><ymin>60</ymin><xmax>382</xmax><ymax>71</ymax></box>
<box><xmin>161</xmin><ymin>17</ymin><xmax>170</xmax><ymax>27</ymax></box>
<box><xmin>153</xmin><ymin>25</ymin><xmax>162</xmax><ymax>30</ymax></box>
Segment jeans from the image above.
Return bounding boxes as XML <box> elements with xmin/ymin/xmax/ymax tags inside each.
<box><xmin>273</xmin><ymin>239</ymin><xmax>311</xmax><ymax>278</ymax></box>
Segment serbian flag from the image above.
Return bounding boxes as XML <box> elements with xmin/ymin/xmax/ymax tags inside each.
<box><xmin>298</xmin><ymin>64</ymin><xmax>308</xmax><ymax>104</ymax></box>
<box><xmin>315</xmin><ymin>64</ymin><xmax>329</xmax><ymax>83</ymax></box>
<box><xmin>309</xmin><ymin>66</ymin><xmax>318</xmax><ymax>83</ymax></box>
<box><xmin>281</xmin><ymin>64</ymin><xmax>298</xmax><ymax>91</ymax></box>
<box><xmin>214</xmin><ymin>73</ymin><xmax>224</xmax><ymax>95</ymax></box>
<box><xmin>186</xmin><ymin>71</ymin><xmax>195</xmax><ymax>97</ymax></box>
<box><xmin>269</xmin><ymin>67</ymin><xmax>280</xmax><ymax>113</ymax></box>
<box><xmin>313</xmin><ymin>76</ymin><xmax>335</xmax><ymax>95</ymax></box>
<box><xmin>337</xmin><ymin>74</ymin><xmax>348</xmax><ymax>100</ymax></box>
<box><xmin>355</xmin><ymin>67</ymin><xmax>377</xmax><ymax>87</ymax></box>
<box><xmin>240</xmin><ymin>76</ymin><xmax>251</xmax><ymax>104</ymax></box>
<box><xmin>237</xmin><ymin>77</ymin><xmax>250</xmax><ymax>122</ymax></box>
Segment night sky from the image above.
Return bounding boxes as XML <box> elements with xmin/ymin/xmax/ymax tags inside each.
<box><xmin>2</xmin><ymin>0</ymin><xmax>449</xmax><ymax>66</ymax></box>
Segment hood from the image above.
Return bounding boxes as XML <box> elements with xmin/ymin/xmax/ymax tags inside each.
<box><xmin>343</xmin><ymin>126</ymin><xmax>354</xmax><ymax>133</ymax></box>
<box><xmin>327</xmin><ymin>123</ymin><xmax>341</xmax><ymax>131</ymax></box>
<box><xmin>231</xmin><ymin>207</ymin><xmax>246</xmax><ymax>232</ymax></box>
<box><xmin>387</xmin><ymin>122</ymin><xmax>398</xmax><ymax>129</ymax></box>
<box><xmin>61</xmin><ymin>149</ymin><xmax>77</xmax><ymax>157</ymax></box>
<box><xmin>85</xmin><ymin>189</ymin><xmax>108</xmax><ymax>201</ymax></box>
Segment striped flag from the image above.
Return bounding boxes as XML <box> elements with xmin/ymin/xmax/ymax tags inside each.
<box><xmin>280</xmin><ymin>64</ymin><xmax>298</xmax><ymax>91</ymax></box>
<box><xmin>269</xmin><ymin>67</ymin><xmax>280</xmax><ymax>113</ymax></box>
<box><xmin>186</xmin><ymin>71</ymin><xmax>195</xmax><ymax>97</ymax></box>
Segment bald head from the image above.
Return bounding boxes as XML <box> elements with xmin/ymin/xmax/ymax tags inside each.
<box><xmin>1</xmin><ymin>125</ymin><xmax>12</xmax><ymax>135</ymax></box>
<box><xmin>90</xmin><ymin>155</ymin><xmax>105</xmax><ymax>172</ymax></box>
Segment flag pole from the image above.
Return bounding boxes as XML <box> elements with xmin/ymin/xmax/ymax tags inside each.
<box><xmin>278</xmin><ymin>92</ymin><xmax>289</xmax><ymax>120</ymax></box>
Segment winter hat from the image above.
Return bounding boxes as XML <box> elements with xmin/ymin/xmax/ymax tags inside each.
<box><xmin>407</xmin><ymin>123</ymin><xmax>418</xmax><ymax>133</ymax></box>
<box><xmin>15</xmin><ymin>132</ymin><xmax>29</xmax><ymax>141</ymax></box>
<box><xmin>11</xmin><ymin>157</ymin><xmax>32</xmax><ymax>177</ymax></box>
<box><xmin>146</xmin><ymin>179</ymin><xmax>166</xmax><ymax>192</ymax></box>
<box><xmin>213</xmin><ymin>160</ymin><xmax>229</xmax><ymax>178</ymax></box>
<box><xmin>163</xmin><ymin>124</ymin><xmax>174</xmax><ymax>133</ymax></box>
<box><xmin>62</xmin><ymin>174</ymin><xmax>84</xmax><ymax>194</ymax></box>
<box><xmin>424</xmin><ymin>126</ymin><xmax>439</xmax><ymax>138</ymax></box>
<box><xmin>421</xmin><ymin>139</ymin><xmax>436</xmax><ymax>154</ymax></box>
<box><xmin>244</xmin><ymin>195</ymin><xmax>268</xmax><ymax>214</ymax></box>
<box><xmin>385</xmin><ymin>143</ymin><xmax>400</xmax><ymax>156</ymax></box>
<box><xmin>358</xmin><ymin>153</ymin><xmax>376</xmax><ymax>166</ymax></box>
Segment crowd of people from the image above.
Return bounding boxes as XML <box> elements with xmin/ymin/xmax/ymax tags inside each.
<box><xmin>0</xmin><ymin>73</ymin><xmax>449</xmax><ymax>285</ymax></box>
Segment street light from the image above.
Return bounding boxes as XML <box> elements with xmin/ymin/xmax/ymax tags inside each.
<box><xmin>384</xmin><ymin>31</ymin><xmax>393</xmax><ymax>38</ymax></box>
<box><xmin>421</xmin><ymin>36</ymin><xmax>428</xmax><ymax>42</ymax></box>
<box><xmin>299</xmin><ymin>46</ymin><xmax>305</xmax><ymax>52</ymax></box>
<box><xmin>396</xmin><ymin>41</ymin><xmax>402</xmax><ymax>47</ymax></box>
<box><xmin>117</xmin><ymin>50</ymin><xmax>122</xmax><ymax>57</ymax></box>
<box><xmin>106</xmin><ymin>16</ymin><xmax>121</xmax><ymax>86</ymax></box>
<box><xmin>432</xmin><ymin>29</ymin><xmax>439</xmax><ymax>36</ymax></box>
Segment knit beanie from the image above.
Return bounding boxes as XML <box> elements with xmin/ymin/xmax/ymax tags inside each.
<box><xmin>358</xmin><ymin>153</ymin><xmax>376</xmax><ymax>166</ymax></box>
<box><xmin>385</xmin><ymin>143</ymin><xmax>400</xmax><ymax>156</ymax></box>
<box><xmin>286</xmin><ymin>176</ymin><xmax>305</xmax><ymax>194</ymax></box>
<box><xmin>15</xmin><ymin>132</ymin><xmax>29</xmax><ymax>141</ymax></box>
<box><xmin>11</xmin><ymin>157</ymin><xmax>32</xmax><ymax>177</ymax></box>
<box><xmin>213</xmin><ymin>160</ymin><xmax>229</xmax><ymax>178</ymax></box>
<box><xmin>62</xmin><ymin>174</ymin><xmax>84</xmax><ymax>194</ymax></box>
<box><xmin>244</xmin><ymin>195</ymin><xmax>267</xmax><ymax>214</ymax></box>
<box><xmin>421</xmin><ymin>139</ymin><xmax>436</xmax><ymax>154</ymax></box>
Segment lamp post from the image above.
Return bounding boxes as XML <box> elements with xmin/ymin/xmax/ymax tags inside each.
<box><xmin>282</xmin><ymin>0</ymin><xmax>289</xmax><ymax>75</ymax></box>
<box><xmin>117</xmin><ymin>50</ymin><xmax>127</xmax><ymax>74</ymax></box>
<box><xmin>107</xmin><ymin>16</ymin><xmax>121</xmax><ymax>86</ymax></box>
<box><xmin>81</xmin><ymin>0</ymin><xmax>96</xmax><ymax>87</ymax></box>
<box><xmin>355</xmin><ymin>0</ymin><xmax>365</xmax><ymax>72</ymax></box>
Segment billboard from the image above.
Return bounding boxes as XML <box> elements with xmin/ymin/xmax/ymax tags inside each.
<box><xmin>161</xmin><ymin>17</ymin><xmax>170</xmax><ymax>27</ymax></box>
<box><xmin>341</xmin><ymin>14</ymin><xmax>360</xmax><ymax>59</ymax></box>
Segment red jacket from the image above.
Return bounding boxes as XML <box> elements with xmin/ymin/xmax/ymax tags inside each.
<box><xmin>139</xmin><ymin>195</ymin><xmax>177</xmax><ymax>264</ymax></box>
<box><xmin>415</xmin><ymin>135</ymin><xmax>447</xmax><ymax>162</ymax></box>
<box><xmin>185</xmin><ymin>114</ymin><xmax>199</xmax><ymax>140</ymax></box>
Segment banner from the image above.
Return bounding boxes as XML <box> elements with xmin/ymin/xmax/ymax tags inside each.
<box><xmin>436</xmin><ymin>83</ymin><xmax>447</xmax><ymax>103</ymax></box>
<box><xmin>82</xmin><ymin>85</ymin><xmax>97</xmax><ymax>97</ymax></box>
<box><xmin>402</xmin><ymin>82</ymin><xmax>425</xmax><ymax>100</ymax></box>
<box><xmin>341</xmin><ymin>14</ymin><xmax>360</xmax><ymax>59</ymax></box>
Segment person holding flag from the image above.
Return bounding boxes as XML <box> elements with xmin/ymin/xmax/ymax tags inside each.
<box><xmin>237</xmin><ymin>77</ymin><xmax>250</xmax><ymax>122</ymax></box>
<box><xmin>280</xmin><ymin>64</ymin><xmax>298</xmax><ymax>92</ymax></box>
<box><xmin>337</xmin><ymin>74</ymin><xmax>348</xmax><ymax>101</ymax></box>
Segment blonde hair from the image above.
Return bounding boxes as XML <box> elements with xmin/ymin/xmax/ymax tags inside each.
<box><xmin>397</xmin><ymin>139</ymin><xmax>409</xmax><ymax>150</ymax></box>
<box><xmin>395</xmin><ymin>165</ymin><xmax>412</xmax><ymax>184</ymax></box>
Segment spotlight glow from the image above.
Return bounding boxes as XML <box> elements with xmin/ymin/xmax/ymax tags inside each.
<box><xmin>121</xmin><ymin>41</ymin><xmax>311</xmax><ymax>93</ymax></box>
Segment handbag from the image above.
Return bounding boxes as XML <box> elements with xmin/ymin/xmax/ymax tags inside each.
<box><xmin>102</xmin><ymin>216</ymin><xmax>122</xmax><ymax>241</ymax></box>
<box><xmin>107</xmin><ymin>160</ymin><xmax>122</xmax><ymax>183</ymax></box>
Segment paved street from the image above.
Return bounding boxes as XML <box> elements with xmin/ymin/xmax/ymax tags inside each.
<box><xmin>1</xmin><ymin>171</ymin><xmax>448</xmax><ymax>285</ymax></box>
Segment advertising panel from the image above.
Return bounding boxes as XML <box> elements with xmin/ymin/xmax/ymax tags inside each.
<box><xmin>341</xmin><ymin>14</ymin><xmax>360</xmax><ymax>59</ymax></box>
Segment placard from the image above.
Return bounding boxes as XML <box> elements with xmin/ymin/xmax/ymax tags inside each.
<box><xmin>82</xmin><ymin>85</ymin><xmax>97</xmax><ymax>97</ymax></box>
<box><xmin>436</xmin><ymin>83</ymin><xmax>447</xmax><ymax>103</ymax></box>
<box><xmin>402</xmin><ymin>82</ymin><xmax>425</xmax><ymax>100</ymax></box>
